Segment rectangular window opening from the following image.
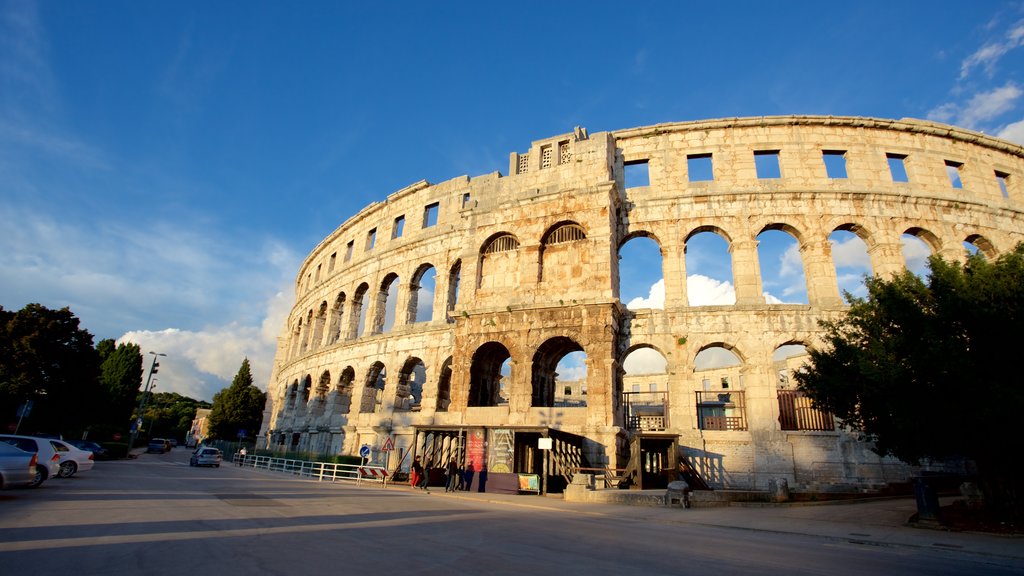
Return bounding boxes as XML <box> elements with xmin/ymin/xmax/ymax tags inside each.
<box><xmin>314</xmin><ymin>264</ymin><xmax>321</xmax><ymax>283</ymax></box>
<box><xmin>754</xmin><ymin>150</ymin><xmax>781</xmax><ymax>179</ymax></box>
<box><xmin>945</xmin><ymin>160</ymin><xmax>964</xmax><ymax>189</ymax></box>
<box><xmin>423</xmin><ymin>202</ymin><xmax>439</xmax><ymax>228</ymax></box>
<box><xmin>344</xmin><ymin>240</ymin><xmax>354</xmax><ymax>262</ymax></box>
<box><xmin>887</xmin><ymin>153</ymin><xmax>909</xmax><ymax>183</ymax></box>
<box><xmin>625</xmin><ymin>160</ymin><xmax>650</xmax><ymax>187</ymax></box>
<box><xmin>822</xmin><ymin>150</ymin><xmax>848</xmax><ymax>179</ymax></box>
<box><xmin>996</xmin><ymin>171</ymin><xmax>1010</xmax><ymax>198</ymax></box>
<box><xmin>462</xmin><ymin>192</ymin><xmax>471</xmax><ymax>208</ymax></box>
<box><xmin>687</xmin><ymin>153</ymin><xmax>714</xmax><ymax>182</ymax></box>
<box><xmin>328</xmin><ymin>252</ymin><xmax>336</xmax><ymax>273</ymax></box>
<box><xmin>366</xmin><ymin>228</ymin><xmax>376</xmax><ymax>251</ymax></box>
<box><xmin>392</xmin><ymin>215</ymin><xmax>405</xmax><ymax>239</ymax></box>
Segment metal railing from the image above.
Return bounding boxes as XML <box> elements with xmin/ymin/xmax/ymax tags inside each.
<box><xmin>231</xmin><ymin>452</ymin><xmax>390</xmax><ymax>485</ymax></box>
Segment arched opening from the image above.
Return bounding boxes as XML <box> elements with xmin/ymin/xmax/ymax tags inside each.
<box><xmin>539</xmin><ymin>221</ymin><xmax>587</xmax><ymax>283</ymax></box>
<box><xmin>375</xmin><ymin>273</ymin><xmax>400</xmax><ymax>333</ymax></box>
<box><xmin>287</xmin><ymin>380</ymin><xmax>298</xmax><ymax>410</ymax></box>
<box><xmin>693</xmin><ymin>345</ymin><xmax>746</xmax><ymax>431</ymax></box>
<box><xmin>336</xmin><ymin>366</ymin><xmax>355</xmax><ymax>415</ymax></box>
<box><xmin>315</xmin><ymin>370</ymin><xmax>330</xmax><ymax>400</ymax></box>
<box><xmin>410</xmin><ymin>265</ymin><xmax>436</xmax><ymax>323</ymax></box>
<box><xmin>902</xmin><ymin>228</ymin><xmax>937</xmax><ymax>279</ymax></box>
<box><xmin>478</xmin><ymin>233</ymin><xmax>520</xmax><ymax>290</ymax></box>
<box><xmin>300</xmin><ymin>310</ymin><xmax>313</xmax><ymax>353</ymax></box>
<box><xmin>396</xmin><ymin>357</ymin><xmax>427</xmax><ymax>411</ymax></box>
<box><xmin>619</xmin><ymin>234</ymin><xmax>664</xmax><ymax>309</ymax></box>
<box><xmin>531</xmin><ymin>337</ymin><xmax>585</xmax><ymax>407</ymax></box>
<box><xmin>299</xmin><ymin>374</ymin><xmax>313</xmax><ymax>408</ymax></box>
<box><xmin>621</xmin><ymin>345</ymin><xmax>669</xmax><ymax>431</ymax></box>
<box><xmin>351</xmin><ymin>283</ymin><xmax>369</xmax><ymax>339</ymax></box>
<box><xmin>327</xmin><ymin>292</ymin><xmax>346</xmax><ymax>345</ymax></box>
<box><xmin>964</xmin><ymin>234</ymin><xmax>997</xmax><ymax>260</ymax></box>
<box><xmin>311</xmin><ymin>301</ymin><xmax>328</xmax><ymax>350</ymax></box>
<box><xmin>359</xmin><ymin>362</ymin><xmax>387</xmax><ymax>413</ymax></box>
<box><xmin>686</xmin><ymin>229</ymin><xmax>736</xmax><ymax>306</ymax></box>
<box><xmin>469</xmin><ymin>342</ymin><xmax>511</xmax><ymax>407</ymax></box>
<box><xmin>447</xmin><ymin>260</ymin><xmax>462</xmax><ymax>316</ymax></box>
<box><xmin>829</xmin><ymin>227</ymin><xmax>872</xmax><ymax>302</ymax></box>
<box><xmin>436</xmin><ymin>357</ymin><xmax>453</xmax><ymax>411</ymax></box>
<box><xmin>773</xmin><ymin>343</ymin><xmax>834</xmax><ymax>431</ymax></box>
<box><xmin>756</xmin><ymin>227</ymin><xmax>808</xmax><ymax>304</ymax></box>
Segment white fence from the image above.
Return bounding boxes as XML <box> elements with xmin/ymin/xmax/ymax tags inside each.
<box><xmin>231</xmin><ymin>452</ymin><xmax>390</xmax><ymax>485</ymax></box>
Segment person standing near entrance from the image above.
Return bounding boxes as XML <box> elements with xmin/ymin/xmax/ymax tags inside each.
<box><xmin>445</xmin><ymin>458</ymin><xmax>459</xmax><ymax>492</ymax></box>
<box><xmin>411</xmin><ymin>456</ymin><xmax>423</xmax><ymax>489</ymax></box>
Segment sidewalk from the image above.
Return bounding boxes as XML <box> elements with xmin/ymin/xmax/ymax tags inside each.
<box><xmin>415</xmin><ymin>487</ymin><xmax>1024</xmax><ymax>561</ymax></box>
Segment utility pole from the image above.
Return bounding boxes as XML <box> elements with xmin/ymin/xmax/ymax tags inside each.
<box><xmin>127</xmin><ymin>351</ymin><xmax>166</xmax><ymax>455</ymax></box>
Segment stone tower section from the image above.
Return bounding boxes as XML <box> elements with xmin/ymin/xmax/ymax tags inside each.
<box><xmin>260</xmin><ymin>116</ymin><xmax>1024</xmax><ymax>493</ymax></box>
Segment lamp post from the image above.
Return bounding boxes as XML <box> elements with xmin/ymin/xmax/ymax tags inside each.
<box><xmin>128</xmin><ymin>352</ymin><xmax>166</xmax><ymax>455</ymax></box>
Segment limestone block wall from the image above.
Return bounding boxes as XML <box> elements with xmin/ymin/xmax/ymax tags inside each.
<box><xmin>260</xmin><ymin>116</ymin><xmax>1024</xmax><ymax>490</ymax></box>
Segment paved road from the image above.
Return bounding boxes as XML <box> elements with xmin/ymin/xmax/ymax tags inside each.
<box><xmin>1</xmin><ymin>448</ymin><xmax>1021</xmax><ymax>576</ymax></box>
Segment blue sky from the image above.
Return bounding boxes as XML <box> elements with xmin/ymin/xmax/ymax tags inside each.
<box><xmin>2</xmin><ymin>1</ymin><xmax>1023</xmax><ymax>402</ymax></box>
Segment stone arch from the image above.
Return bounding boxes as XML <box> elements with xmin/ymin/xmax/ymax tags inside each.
<box><xmin>539</xmin><ymin>221</ymin><xmax>587</xmax><ymax>283</ymax></box>
<box><xmin>756</xmin><ymin>224</ymin><xmax>809</xmax><ymax>304</ymax></box>
<box><xmin>447</xmin><ymin>259</ymin><xmax>462</xmax><ymax>317</ymax></box>
<box><xmin>300</xmin><ymin>310</ymin><xmax>313</xmax><ymax>353</ymax></box>
<box><xmin>316</xmin><ymin>370</ymin><xmax>331</xmax><ymax>399</ymax></box>
<box><xmin>287</xmin><ymin>379</ymin><xmax>299</xmax><ymax>410</ymax></box>
<box><xmin>336</xmin><ymin>366</ymin><xmax>355</xmax><ymax>415</ymax></box>
<box><xmin>902</xmin><ymin>226</ymin><xmax>940</xmax><ymax>278</ymax></box>
<box><xmin>964</xmin><ymin>234</ymin><xmax>998</xmax><ymax>260</ymax></box>
<box><xmin>327</xmin><ymin>292</ymin><xmax>346</xmax><ymax>345</ymax></box>
<box><xmin>359</xmin><ymin>361</ymin><xmax>387</xmax><ymax>413</ymax></box>
<box><xmin>300</xmin><ymin>374</ymin><xmax>313</xmax><ymax>407</ymax></box>
<box><xmin>684</xmin><ymin>227</ymin><xmax>736</xmax><ymax>306</ymax></box>
<box><xmin>478</xmin><ymin>232</ymin><xmax>520</xmax><ymax>290</ymax></box>
<box><xmin>469</xmin><ymin>341</ymin><xmax>512</xmax><ymax>407</ymax></box>
<box><xmin>531</xmin><ymin>336</ymin><xmax>585</xmax><ymax>407</ymax></box>
<box><xmin>435</xmin><ymin>356</ymin><xmax>453</xmax><ymax>412</ymax></box>
<box><xmin>350</xmin><ymin>282</ymin><xmax>370</xmax><ymax>339</ymax></box>
<box><xmin>289</xmin><ymin>319</ymin><xmax>302</xmax><ymax>359</ymax></box>
<box><xmin>311</xmin><ymin>301</ymin><xmax>328</xmax><ymax>350</ymax></box>
<box><xmin>374</xmin><ymin>272</ymin><xmax>400</xmax><ymax>334</ymax></box>
<box><xmin>409</xmin><ymin>263</ymin><xmax>437</xmax><ymax>323</ymax></box>
<box><xmin>395</xmin><ymin>356</ymin><xmax>427</xmax><ymax>411</ymax></box>
<box><xmin>829</xmin><ymin>224</ymin><xmax>873</xmax><ymax>302</ymax></box>
<box><xmin>693</xmin><ymin>343</ymin><xmax>746</xmax><ymax>431</ymax></box>
<box><xmin>620</xmin><ymin>343</ymin><xmax>669</xmax><ymax>375</ymax></box>
<box><xmin>618</xmin><ymin>232</ymin><xmax>665</xmax><ymax>309</ymax></box>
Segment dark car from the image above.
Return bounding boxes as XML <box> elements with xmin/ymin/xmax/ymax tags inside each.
<box><xmin>67</xmin><ymin>439</ymin><xmax>111</xmax><ymax>460</ymax></box>
<box><xmin>146</xmin><ymin>439</ymin><xmax>168</xmax><ymax>454</ymax></box>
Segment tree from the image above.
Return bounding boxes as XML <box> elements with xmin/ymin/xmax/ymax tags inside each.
<box><xmin>795</xmin><ymin>244</ymin><xmax>1024</xmax><ymax>518</ymax></box>
<box><xmin>97</xmin><ymin>339</ymin><xmax>143</xmax><ymax>435</ymax></box>
<box><xmin>207</xmin><ymin>358</ymin><xmax>266</xmax><ymax>441</ymax></box>
<box><xmin>0</xmin><ymin>304</ymin><xmax>101</xmax><ymax>435</ymax></box>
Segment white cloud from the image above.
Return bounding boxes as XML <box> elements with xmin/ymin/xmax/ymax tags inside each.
<box><xmin>997</xmin><ymin>118</ymin><xmax>1024</xmax><ymax>144</ymax></box>
<box><xmin>686</xmin><ymin>274</ymin><xmax>736</xmax><ymax>306</ymax></box>
<box><xmin>626</xmin><ymin>278</ymin><xmax>664</xmax><ymax>309</ymax></box>
<box><xmin>694</xmin><ymin>347</ymin><xmax>741</xmax><ymax>371</ymax></box>
<box><xmin>830</xmin><ymin>235</ymin><xmax>871</xmax><ymax>270</ymax></box>
<box><xmin>960</xmin><ymin>21</ymin><xmax>1024</xmax><ymax>79</ymax></box>
<box><xmin>958</xmin><ymin>83</ymin><xmax>1022</xmax><ymax>128</ymax></box>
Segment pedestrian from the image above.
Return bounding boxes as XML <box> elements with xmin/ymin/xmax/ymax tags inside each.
<box><xmin>411</xmin><ymin>456</ymin><xmax>423</xmax><ymax>489</ymax></box>
<box><xmin>418</xmin><ymin>459</ymin><xmax>432</xmax><ymax>491</ymax></box>
<box><xmin>445</xmin><ymin>458</ymin><xmax>459</xmax><ymax>492</ymax></box>
<box><xmin>238</xmin><ymin>446</ymin><xmax>247</xmax><ymax>466</ymax></box>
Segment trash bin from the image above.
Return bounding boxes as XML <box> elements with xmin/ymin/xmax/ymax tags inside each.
<box><xmin>913</xmin><ymin>476</ymin><xmax>942</xmax><ymax>523</ymax></box>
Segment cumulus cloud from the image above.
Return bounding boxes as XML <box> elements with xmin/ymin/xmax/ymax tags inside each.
<box><xmin>686</xmin><ymin>274</ymin><xmax>736</xmax><ymax>306</ymax></box>
<box><xmin>626</xmin><ymin>278</ymin><xmax>664</xmax><ymax>309</ymax></box>
<box><xmin>623</xmin><ymin>347</ymin><xmax>667</xmax><ymax>375</ymax></box>
<box><xmin>830</xmin><ymin>234</ymin><xmax>871</xmax><ymax>270</ymax></box>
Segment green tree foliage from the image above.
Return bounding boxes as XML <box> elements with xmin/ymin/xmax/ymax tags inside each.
<box><xmin>207</xmin><ymin>358</ymin><xmax>266</xmax><ymax>441</ymax></box>
<box><xmin>0</xmin><ymin>304</ymin><xmax>101</xmax><ymax>435</ymax></box>
<box><xmin>795</xmin><ymin>244</ymin><xmax>1024</xmax><ymax>516</ymax></box>
<box><xmin>139</xmin><ymin>392</ymin><xmax>210</xmax><ymax>442</ymax></box>
<box><xmin>97</xmin><ymin>339</ymin><xmax>143</xmax><ymax>434</ymax></box>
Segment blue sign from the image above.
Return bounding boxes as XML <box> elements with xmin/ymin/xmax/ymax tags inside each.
<box><xmin>359</xmin><ymin>444</ymin><xmax>371</xmax><ymax>458</ymax></box>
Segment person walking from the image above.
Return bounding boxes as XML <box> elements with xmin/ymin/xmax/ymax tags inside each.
<box><xmin>445</xmin><ymin>458</ymin><xmax>460</xmax><ymax>492</ymax></box>
<box><xmin>411</xmin><ymin>456</ymin><xmax>423</xmax><ymax>489</ymax></box>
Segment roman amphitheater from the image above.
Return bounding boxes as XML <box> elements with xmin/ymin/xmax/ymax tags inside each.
<box><xmin>258</xmin><ymin>115</ymin><xmax>1024</xmax><ymax>495</ymax></box>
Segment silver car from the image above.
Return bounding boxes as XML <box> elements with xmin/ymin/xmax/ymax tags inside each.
<box><xmin>189</xmin><ymin>447</ymin><xmax>222</xmax><ymax>467</ymax></box>
<box><xmin>0</xmin><ymin>434</ymin><xmax>62</xmax><ymax>488</ymax></box>
<box><xmin>49</xmin><ymin>439</ymin><xmax>96</xmax><ymax>478</ymax></box>
<box><xmin>0</xmin><ymin>442</ymin><xmax>39</xmax><ymax>489</ymax></box>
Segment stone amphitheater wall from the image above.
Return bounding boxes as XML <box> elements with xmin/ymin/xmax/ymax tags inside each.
<box><xmin>259</xmin><ymin>116</ymin><xmax>1024</xmax><ymax>491</ymax></box>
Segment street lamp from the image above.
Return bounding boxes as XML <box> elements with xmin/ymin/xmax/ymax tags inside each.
<box><xmin>127</xmin><ymin>351</ymin><xmax>166</xmax><ymax>455</ymax></box>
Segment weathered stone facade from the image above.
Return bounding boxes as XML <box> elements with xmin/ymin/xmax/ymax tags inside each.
<box><xmin>259</xmin><ymin>116</ymin><xmax>1024</xmax><ymax>492</ymax></box>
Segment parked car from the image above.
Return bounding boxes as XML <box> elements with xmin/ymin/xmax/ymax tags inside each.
<box><xmin>0</xmin><ymin>442</ymin><xmax>38</xmax><ymax>489</ymax></box>
<box><xmin>67</xmin><ymin>439</ymin><xmax>111</xmax><ymax>460</ymax></box>
<box><xmin>190</xmin><ymin>447</ymin><xmax>222</xmax><ymax>467</ymax></box>
<box><xmin>147</xmin><ymin>438</ymin><xmax>168</xmax><ymax>454</ymax></box>
<box><xmin>0</xmin><ymin>434</ymin><xmax>61</xmax><ymax>488</ymax></box>
<box><xmin>48</xmin><ymin>439</ymin><xmax>95</xmax><ymax>478</ymax></box>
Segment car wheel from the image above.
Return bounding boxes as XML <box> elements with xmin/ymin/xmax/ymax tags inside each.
<box><xmin>58</xmin><ymin>461</ymin><xmax>78</xmax><ymax>478</ymax></box>
<box><xmin>215</xmin><ymin>464</ymin><xmax>220</xmax><ymax>468</ymax></box>
<box><xmin>28</xmin><ymin>465</ymin><xmax>46</xmax><ymax>488</ymax></box>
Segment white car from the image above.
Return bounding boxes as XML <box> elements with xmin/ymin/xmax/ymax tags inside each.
<box><xmin>190</xmin><ymin>447</ymin><xmax>222</xmax><ymax>467</ymax></box>
<box><xmin>49</xmin><ymin>439</ymin><xmax>95</xmax><ymax>478</ymax></box>
<box><xmin>0</xmin><ymin>442</ymin><xmax>38</xmax><ymax>489</ymax></box>
<box><xmin>0</xmin><ymin>435</ymin><xmax>62</xmax><ymax>488</ymax></box>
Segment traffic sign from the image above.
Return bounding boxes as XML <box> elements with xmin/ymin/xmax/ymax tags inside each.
<box><xmin>359</xmin><ymin>444</ymin><xmax>371</xmax><ymax>458</ymax></box>
<box><xmin>381</xmin><ymin>436</ymin><xmax>394</xmax><ymax>452</ymax></box>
